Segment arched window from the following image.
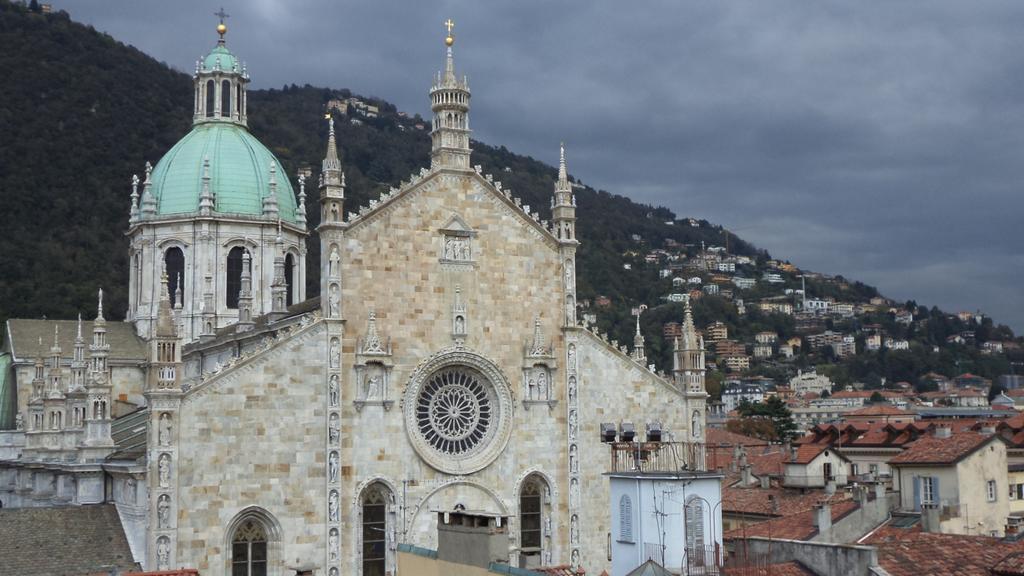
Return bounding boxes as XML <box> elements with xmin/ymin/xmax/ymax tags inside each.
<box><xmin>685</xmin><ymin>497</ymin><xmax>706</xmax><ymax>566</ymax></box>
<box><xmin>361</xmin><ymin>483</ymin><xmax>391</xmax><ymax>576</ymax></box>
<box><xmin>164</xmin><ymin>247</ymin><xmax>184</xmax><ymax>304</ymax></box>
<box><xmin>236</xmin><ymin>85</ymin><xmax>242</xmax><ymax>119</ymax></box>
<box><xmin>520</xmin><ymin>477</ymin><xmax>544</xmax><ymax>560</ymax></box>
<box><xmin>284</xmin><ymin>253</ymin><xmax>295</xmax><ymax>306</ymax></box>
<box><xmin>231</xmin><ymin>518</ymin><xmax>267</xmax><ymax>576</ymax></box>
<box><xmin>619</xmin><ymin>494</ymin><xmax>634</xmax><ymax>542</ymax></box>
<box><xmin>222</xmin><ymin>80</ymin><xmax>232</xmax><ymax>118</ymax></box>
<box><xmin>226</xmin><ymin>247</ymin><xmax>249</xmax><ymax>309</ymax></box>
<box><xmin>206</xmin><ymin>79</ymin><xmax>215</xmax><ymax>118</ymax></box>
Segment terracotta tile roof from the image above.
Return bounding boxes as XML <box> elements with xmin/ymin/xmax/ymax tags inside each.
<box><xmin>865</xmin><ymin>526</ymin><xmax>1024</xmax><ymax>576</ymax></box>
<box><xmin>788</xmin><ymin>444</ymin><xmax>848</xmax><ymax>465</ymax></box>
<box><xmin>722</xmin><ymin>562</ymin><xmax>816</xmax><ymax>576</ymax></box>
<box><xmin>707</xmin><ymin>445</ymin><xmax>788</xmax><ymax>480</ymax></box>
<box><xmin>707</xmin><ymin>428</ymin><xmax>771</xmax><ymax>447</ymax></box>
<box><xmin>535</xmin><ymin>565</ymin><xmax>582</xmax><ymax>576</ymax></box>
<box><xmin>889</xmin><ymin>431</ymin><xmax>996</xmax><ymax>466</ymax></box>
<box><xmin>722</xmin><ymin>486</ymin><xmax>846</xmax><ymax>517</ymax></box>
<box><xmin>723</xmin><ymin>497</ymin><xmax>859</xmax><ymax>540</ymax></box>
<box><xmin>0</xmin><ymin>504</ymin><xmax>138</xmax><ymax>576</ymax></box>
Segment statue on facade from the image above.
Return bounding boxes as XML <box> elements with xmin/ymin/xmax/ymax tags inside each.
<box><xmin>158</xmin><ymin>412</ymin><xmax>172</xmax><ymax>446</ymax></box>
<box><xmin>329</xmin><ymin>375</ymin><xmax>340</xmax><ymax>407</ymax></box>
<box><xmin>329</xmin><ymin>490</ymin><xmax>339</xmax><ymax>522</ymax></box>
<box><xmin>329</xmin><ymin>247</ymin><xmax>340</xmax><ymax>278</ymax></box>
<box><xmin>330</xmin><ymin>339</ymin><xmax>340</xmax><ymax>368</ymax></box>
<box><xmin>157</xmin><ymin>537</ymin><xmax>170</xmax><ymax>570</ymax></box>
<box><xmin>157</xmin><ymin>494</ymin><xmax>171</xmax><ymax>529</ymax></box>
<box><xmin>329</xmin><ymin>451</ymin><xmax>339</xmax><ymax>483</ymax></box>
<box><xmin>158</xmin><ymin>454</ymin><xmax>171</xmax><ymax>487</ymax></box>
<box><xmin>329</xmin><ymin>413</ymin><xmax>340</xmax><ymax>445</ymax></box>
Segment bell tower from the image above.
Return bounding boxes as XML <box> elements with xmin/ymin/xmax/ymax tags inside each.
<box><xmin>430</xmin><ymin>20</ymin><xmax>472</xmax><ymax>171</ymax></box>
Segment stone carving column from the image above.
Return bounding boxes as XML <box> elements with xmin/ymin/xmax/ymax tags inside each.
<box><xmin>565</xmin><ymin>334</ymin><xmax>581</xmax><ymax>568</ymax></box>
<box><xmin>325</xmin><ymin>319</ymin><xmax>344</xmax><ymax>575</ymax></box>
<box><xmin>145</xmin><ymin>391</ymin><xmax>182</xmax><ymax>570</ymax></box>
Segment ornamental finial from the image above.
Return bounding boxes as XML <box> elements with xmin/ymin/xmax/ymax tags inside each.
<box><xmin>215</xmin><ymin>7</ymin><xmax>230</xmax><ymax>39</ymax></box>
<box><xmin>444</xmin><ymin>19</ymin><xmax>455</xmax><ymax>46</ymax></box>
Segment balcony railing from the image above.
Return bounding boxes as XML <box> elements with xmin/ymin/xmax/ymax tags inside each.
<box><xmin>609</xmin><ymin>441</ymin><xmax>706</xmax><ymax>473</ymax></box>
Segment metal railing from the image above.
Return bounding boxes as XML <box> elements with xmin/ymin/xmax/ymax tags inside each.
<box><xmin>609</xmin><ymin>441</ymin><xmax>707</xmax><ymax>473</ymax></box>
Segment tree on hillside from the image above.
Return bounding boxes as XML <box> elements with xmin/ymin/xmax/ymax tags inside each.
<box><xmin>737</xmin><ymin>396</ymin><xmax>798</xmax><ymax>441</ymax></box>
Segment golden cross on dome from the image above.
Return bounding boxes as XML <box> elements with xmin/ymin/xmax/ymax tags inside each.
<box><xmin>215</xmin><ymin>7</ymin><xmax>230</xmax><ymax>38</ymax></box>
<box><xmin>445</xmin><ymin>19</ymin><xmax>455</xmax><ymax>35</ymax></box>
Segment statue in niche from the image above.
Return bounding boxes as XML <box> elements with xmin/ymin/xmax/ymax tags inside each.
<box><xmin>692</xmin><ymin>410</ymin><xmax>702</xmax><ymax>438</ymax></box>
<box><xmin>568</xmin><ymin>377</ymin><xmax>577</xmax><ymax>405</ymax></box>
<box><xmin>455</xmin><ymin>315</ymin><xmax>465</xmax><ymax>334</ymax></box>
<box><xmin>157</xmin><ymin>494</ymin><xmax>171</xmax><ymax>529</ymax></box>
<box><xmin>330</xmin><ymin>569</ymin><xmax>339</xmax><ymax>576</ymax></box>
<box><xmin>444</xmin><ymin>236</ymin><xmax>455</xmax><ymax>260</ymax></box>
<box><xmin>565</xmin><ymin>261</ymin><xmax>573</xmax><ymax>288</ymax></box>
<box><xmin>329</xmin><ymin>284</ymin><xmax>340</xmax><ymax>318</ymax></box>
<box><xmin>328</xmin><ymin>529</ymin><xmax>339</xmax><ymax>561</ymax></box>
<box><xmin>14</xmin><ymin>412</ymin><xmax>22</xmax><ymax>430</ymax></box>
<box><xmin>125</xmin><ymin>478</ymin><xmax>136</xmax><ymax>503</ymax></box>
<box><xmin>329</xmin><ymin>375</ymin><xmax>340</xmax><ymax>407</ymax></box>
<box><xmin>569</xmin><ymin>444</ymin><xmax>578</xmax><ymax>474</ymax></box>
<box><xmin>329</xmin><ymin>451</ymin><xmax>339</xmax><ymax>483</ymax></box>
<box><xmin>570</xmin><ymin>514</ymin><xmax>580</xmax><ymax>544</ymax></box>
<box><xmin>570</xmin><ymin>478</ymin><xmax>580</xmax><ymax>508</ymax></box>
<box><xmin>365</xmin><ymin>372</ymin><xmax>382</xmax><ymax>400</ymax></box>
<box><xmin>568</xmin><ymin>410</ymin><xmax>578</xmax><ymax>440</ymax></box>
<box><xmin>527</xmin><ymin>375</ymin><xmax>536</xmax><ymax>400</ymax></box>
<box><xmin>329</xmin><ymin>413</ymin><xmax>340</xmax><ymax>445</ymax></box>
<box><xmin>567</xmin><ymin>344</ymin><xmax>576</xmax><ymax>372</ymax></box>
<box><xmin>158</xmin><ymin>453</ymin><xmax>171</xmax><ymax>487</ymax></box>
<box><xmin>158</xmin><ymin>412</ymin><xmax>172</xmax><ymax>446</ymax></box>
<box><xmin>545</xmin><ymin>516</ymin><xmax>552</xmax><ymax>536</ymax></box>
<box><xmin>536</xmin><ymin>369</ymin><xmax>548</xmax><ymax>400</ymax></box>
<box><xmin>157</xmin><ymin>537</ymin><xmax>170</xmax><ymax>570</ymax></box>
<box><xmin>571</xmin><ymin>548</ymin><xmax>580</xmax><ymax>567</ymax></box>
<box><xmin>329</xmin><ymin>490</ymin><xmax>339</xmax><ymax>522</ymax></box>
<box><xmin>329</xmin><ymin>246</ymin><xmax>340</xmax><ymax>278</ymax></box>
<box><xmin>329</xmin><ymin>338</ymin><xmax>340</xmax><ymax>368</ymax></box>
<box><xmin>460</xmin><ymin>237</ymin><xmax>471</xmax><ymax>260</ymax></box>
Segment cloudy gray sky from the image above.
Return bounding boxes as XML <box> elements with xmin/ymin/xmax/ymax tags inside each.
<box><xmin>63</xmin><ymin>1</ymin><xmax>1024</xmax><ymax>331</ymax></box>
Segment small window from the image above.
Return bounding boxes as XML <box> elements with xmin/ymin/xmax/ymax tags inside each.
<box><xmin>988</xmin><ymin>480</ymin><xmax>997</xmax><ymax>502</ymax></box>
<box><xmin>922</xmin><ymin>476</ymin><xmax>936</xmax><ymax>505</ymax></box>
<box><xmin>206</xmin><ymin>80</ymin><xmax>215</xmax><ymax>118</ymax></box>
<box><xmin>226</xmin><ymin>247</ymin><xmax>249</xmax><ymax>309</ymax></box>
<box><xmin>222</xmin><ymin>80</ymin><xmax>232</xmax><ymax>118</ymax></box>
<box><xmin>164</xmin><ymin>247</ymin><xmax>184</xmax><ymax>304</ymax></box>
<box><xmin>231</xmin><ymin>519</ymin><xmax>267</xmax><ymax>576</ymax></box>
<box><xmin>619</xmin><ymin>495</ymin><xmax>633</xmax><ymax>542</ymax></box>
<box><xmin>284</xmin><ymin>253</ymin><xmax>295</xmax><ymax>306</ymax></box>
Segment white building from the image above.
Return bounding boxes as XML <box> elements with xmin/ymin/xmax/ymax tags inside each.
<box><xmin>789</xmin><ymin>369</ymin><xmax>834</xmax><ymax>397</ymax></box>
<box><xmin>721</xmin><ymin>382</ymin><xmax>765</xmax><ymax>413</ymax></box>
<box><xmin>608</xmin><ymin>444</ymin><xmax>722</xmax><ymax>576</ymax></box>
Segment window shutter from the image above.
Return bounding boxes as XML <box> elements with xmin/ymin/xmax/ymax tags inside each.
<box><xmin>619</xmin><ymin>495</ymin><xmax>633</xmax><ymax>542</ymax></box>
<box><xmin>913</xmin><ymin>476</ymin><xmax>921</xmax><ymax>511</ymax></box>
<box><xmin>933</xmin><ymin>476</ymin><xmax>940</xmax><ymax>506</ymax></box>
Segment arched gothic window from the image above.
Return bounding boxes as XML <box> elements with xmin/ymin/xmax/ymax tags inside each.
<box><xmin>226</xmin><ymin>247</ymin><xmax>249</xmax><ymax>309</ymax></box>
<box><xmin>222</xmin><ymin>79</ymin><xmax>232</xmax><ymax>118</ymax></box>
<box><xmin>361</xmin><ymin>483</ymin><xmax>391</xmax><ymax>576</ymax></box>
<box><xmin>164</xmin><ymin>247</ymin><xmax>184</xmax><ymax>304</ymax></box>
<box><xmin>284</xmin><ymin>253</ymin><xmax>295</xmax><ymax>307</ymax></box>
<box><xmin>520</xmin><ymin>477</ymin><xmax>544</xmax><ymax>560</ymax></box>
<box><xmin>231</xmin><ymin>518</ymin><xmax>267</xmax><ymax>576</ymax></box>
<box><xmin>205</xmin><ymin>80</ymin><xmax>215</xmax><ymax>118</ymax></box>
<box><xmin>619</xmin><ymin>494</ymin><xmax>634</xmax><ymax>542</ymax></box>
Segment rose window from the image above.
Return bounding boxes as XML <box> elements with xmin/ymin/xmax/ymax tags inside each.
<box><xmin>415</xmin><ymin>367</ymin><xmax>495</xmax><ymax>456</ymax></box>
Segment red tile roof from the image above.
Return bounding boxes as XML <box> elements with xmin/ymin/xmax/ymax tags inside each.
<box><xmin>722</xmin><ymin>561</ymin><xmax>816</xmax><ymax>576</ymax></box>
<box><xmin>707</xmin><ymin>428</ymin><xmax>771</xmax><ymax>447</ymax></box>
<box><xmin>723</xmin><ymin>497</ymin><xmax>859</xmax><ymax>540</ymax></box>
<box><xmin>992</xmin><ymin>552</ymin><xmax>1024</xmax><ymax>576</ymax></box>
<box><xmin>865</xmin><ymin>526</ymin><xmax>1024</xmax><ymax>576</ymax></box>
<box><xmin>889</xmin><ymin>431</ymin><xmax>996</xmax><ymax>466</ymax></box>
<box><xmin>722</xmin><ymin>486</ymin><xmax>848</xmax><ymax>517</ymax></box>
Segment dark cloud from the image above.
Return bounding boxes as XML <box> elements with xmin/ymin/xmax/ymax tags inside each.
<box><xmin>62</xmin><ymin>0</ymin><xmax>1024</xmax><ymax>330</ymax></box>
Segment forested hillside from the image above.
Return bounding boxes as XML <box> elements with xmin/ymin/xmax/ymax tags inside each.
<box><xmin>2</xmin><ymin>2</ymin><xmax>1020</xmax><ymax>390</ymax></box>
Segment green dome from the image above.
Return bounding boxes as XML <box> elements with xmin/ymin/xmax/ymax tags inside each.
<box><xmin>150</xmin><ymin>123</ymin><xmax>298</xmax><ymax>222</ymax></box>
<box><xmin>203</xmin><ymin>44</ymin><xmax>239</xmax><ymax>72</ymax></box>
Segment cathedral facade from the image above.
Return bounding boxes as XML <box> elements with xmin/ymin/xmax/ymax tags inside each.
<box><xmin>0</xmin><ymin>23</ymin><xmax>708</xmax><ymax>576</ymax></box>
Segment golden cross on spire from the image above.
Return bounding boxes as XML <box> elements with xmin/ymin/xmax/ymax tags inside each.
<box><xmin>215</xmin><ymin>7</ymin><xmax>230</xmax><ymax>38</ymax></box>
<box><xmin>445</xmin><ymin>19</ymin><xmax>455</xmax><ymax>35</ymax></box>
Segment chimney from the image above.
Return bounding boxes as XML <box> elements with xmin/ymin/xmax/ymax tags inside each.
<box><xmin>934</xmin><ymin>427</ymin><xmax>951</xmax><ymax>439</ymax></box>
<box><xmin>813</xmin><ymin>502</ymin><xmax>832</xmax><ymax>532</ymax></box>
<box><xmin>852</xmin><ymin>485</ymin><xmax>867</xmax><ymax>505</ymax></box>
<box><xmin>437</xmin><ymin>510</ymin><xmax>510</xmax><ymax>569</ymax></box>
<box><xmin>790</xmin><ymin>445</ymin><xmax>799</xmax><ymax>461</ymax></box>
<box><xmin>981</xmin><ymin>425</ymin><xmax>997</xmax><ymax>435</ymax></box>
<box><xmin>874</xmin><ymin>481</ymin><xmax>886</xmax><ymax>503</ymax></box>
<box><xmin>741</xmin><ymin>464</ymin><xmax>752</xmax><ymax>486</ymax></box>
<box><xmin>760</xmin><ymin>474</ymin><xmax>772</xmax><ymax>490</ymax></box>
<box><xmin>921</xmin><ymin>504</ymin><xmax>941</xmax><ymax>533</ymax></box>
<box><xmin>769</xmin><ymin>494</ymin><xmax>779</xmax><ymax>515</ymax></box>
<box><xmin>825</xmin><ymin>479</ymin><xmax>836</xmax><ymax>496</ymax></box>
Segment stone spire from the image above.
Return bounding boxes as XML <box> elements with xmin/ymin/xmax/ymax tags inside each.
<box><xmin>129</xmin><ymin>174</ymin><xmax>140</xmax><ymax>224</ymax></box>
<box><xmin>236</xmin><ymin>251</ymin><xmax>255</xmax><ymax>332</ymax></box>
<box><xmin>200</xmin><ymin>268</ymin><xmax>217</xmax><ymax>341</ymax></box>
<box><xmin>174</xmin><ymin>274</ymin><xmax>184</xmax><ymax>310</ymax></box>
<box><xmin>319</xmin><ymin>115</ymin><xmax>345</xmax><ymax>226</ymax></box>
<box><xmin>529</xmin><ymin>314</ymin><xmax>548</xmax><ymax>356</ymax></box>
<box><xmin>632</xmin><ymin>312</ymin><xmax>646</xmax><ymax>364</ymax></box>
<box><xmin>155</xmin><ymin>268</ymin><xmax>177</xmax><ymax>338</ymax></box>
<box><xmin>139</xmin><ymin>162</ymin><xmax>157</xmax><ymax>217</ymax></box>
<box><xmin>269</xmin><ymin>223</ymin><xmax>288</xmax><ymax>320</ymax></box>
<box><xmin>262</xmin><ymin>161</ymin><xmax>280</xmax><ymax>219</ymax></box>
<box><xmin>674</xmin><ymin>300</ymin><xmax>705</xmax><ymax>394</ymax></box>
<box><xmin>429</xmin><ymin>20</ymin><xmax>472</xmax><ymax>170</ymax></box>
<box><xmin>71</xmin><ymin>313</ymin><xmax>87</xmax><ymax>390</ymax></box>
<box><xmin>47</xmin><ymin>325</ymin><xmax>63</xmax><ymax>398</ymax></box>
<box><xmin>84</xmin><ymin>288</ymin><xmax>114</xmax><ymax>451</ymax></box>
<box><xmin>295</xmin><ymin>172</ymin><xmax>308</xmax><ymax>228</ymax></box>
<box><xmin>552</xmin><ymin>143</ymin><xmax>577</xmax><ymax>243</ymax></box>
<box><xmin>362</xmin><ymin>309</ymin><xmax>385</xmax><ymax>354</ymax></box>
<box><xmin>198</xmin><ymin>156</ymin><xmax>215</xmax><ymax>216</ymax></box>
<box><xmin>31</xmin><ymin>345</ymin><xmax>45</xmax><ymax>401</ymax></box>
